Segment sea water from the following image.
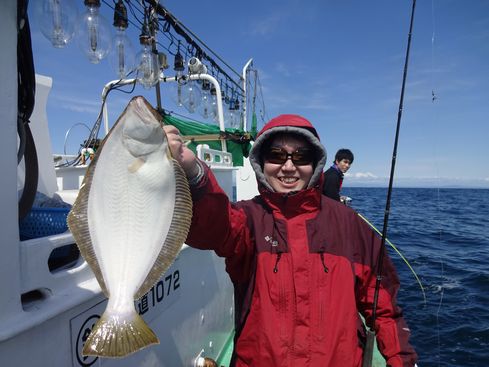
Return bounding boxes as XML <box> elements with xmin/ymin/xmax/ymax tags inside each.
<box><xmin>342</xmin><ymin>187</ymin><xmax>489</xmax><ymax>367</ymax></box>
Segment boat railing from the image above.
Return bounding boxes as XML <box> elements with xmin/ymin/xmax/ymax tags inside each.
<box><xmin>101</xmin><ymin>69</ymin><xmax>229</xmax><ymax>152</ymax></box>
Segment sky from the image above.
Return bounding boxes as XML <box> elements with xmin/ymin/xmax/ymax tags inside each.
<box><xmin>28</xmin><ymin>0</ymin><xmax>489</xmax><ymax>188</ymax></box>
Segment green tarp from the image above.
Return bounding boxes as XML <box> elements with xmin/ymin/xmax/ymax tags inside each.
<box><xmin>164</xmin><ymin>114</ymin><xmax>252</xmax><ymax>166</ymax></box>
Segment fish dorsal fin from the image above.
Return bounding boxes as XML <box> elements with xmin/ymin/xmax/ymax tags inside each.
<box><xmin>135</xmin><ymin>156</ymin><xmax>193</xmax><ymax>299</ymax></box>
<box><xmin>67</xmin><ymin>143</ymin><xmax>110</xmax><ymax>297</ymax></box>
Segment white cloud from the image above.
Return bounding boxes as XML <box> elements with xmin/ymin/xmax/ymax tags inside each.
<box><xmin>249</xmin><ymin>12</ymin><xmax>288</xmax><ymax>37</ymax></box>
<box><xmin>60</xmin><ymin>104</ymin><xmax>100</xmax><ymax>114</ymax></box>
<box><xmin>275</xmin><ymin>63</ymin><xmax>291</xmax><ymax>77</ymax></box>
<box><xmin>303</xmin><ymin>97</ymin><xmax>333</xmax><ymax>111</ymax></box>
<box><xmin>247</xmin><ymin>1</ymin><xmax>314</xmax><ymax>37</ymax></box>
<box><xmin>343</xmin><ymin>175</ymin><xmax>489</xmax><ymax>188</ymax></box>
<box><xmin>346</xmin><ymin>172</ymin><xmax>378</xmax><ymax>179</ymax></box>
<box><xmin>53</xmin><ymin>95</ymin><xmax>101</xmax><ymax>114</ymax></box>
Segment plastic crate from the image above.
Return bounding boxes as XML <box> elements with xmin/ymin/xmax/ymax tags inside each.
<box><xmin>19</xmin><ymin>207</ymin><xmax>71</xmax><ymax>240</ymax></box>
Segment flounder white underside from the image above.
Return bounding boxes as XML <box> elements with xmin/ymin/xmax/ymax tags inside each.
<box><xmin>68</xmin><ymin>99</ymin><xmax>192</xmax><ymax>301</ymax></box>
<box><xmin>88</xmin><ymin>124</ymin><xmax>174</xmax><ymax>299</ymax></box>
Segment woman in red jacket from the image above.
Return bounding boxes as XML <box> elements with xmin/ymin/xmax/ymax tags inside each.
<box><xmin>165</xmin><ymin>114</ymin><xmax>418</xmax><ymax>367</ymax></box>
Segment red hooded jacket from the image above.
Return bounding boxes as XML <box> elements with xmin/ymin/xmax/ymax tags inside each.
<box><xmin>186</xmin><ymin>115</ymin><xmax>417</xmax><ymax>367</ymax></box>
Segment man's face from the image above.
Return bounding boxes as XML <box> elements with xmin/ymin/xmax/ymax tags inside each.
<box><xmin>336</xmin><ymin>158</ymin><xmax>352</xmax><ymax>174</ymax></box>
<box><xmin>263</xmin><ymin>135</ymin><xmax>314</xmax><ymax>193</ymax></box>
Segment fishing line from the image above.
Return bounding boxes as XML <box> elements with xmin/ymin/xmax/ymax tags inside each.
<box><xmin>436</xmin><ymin>253</ymin><xmax>444</xmax><ymax>367</ymax></box>
<box><xmin>357</xmin><ymin>213</ymin><xmax>426</xmax><ymax>304</ymax></box>
<box><xmin>431</xmin><ymin>0</ymin><xmax>437</xmax><ymax>103</ymax></box>
<box><xmin>430</xmin><ymin>1</ymin><xmax>444</xmax><ymax>365</ymax></box>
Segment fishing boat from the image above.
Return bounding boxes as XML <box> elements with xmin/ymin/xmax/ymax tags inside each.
<box><xmin>1</xmin><ymin>1</ymin><xmax>260</xmax><ymax>365</ymax></box>
<box><xmin>1</xmin><ymin>1</ymin><xmax>388</xmax><ymax>366</ymax></box>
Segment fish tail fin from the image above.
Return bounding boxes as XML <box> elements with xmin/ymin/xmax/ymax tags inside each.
<box><xmin>82</xmin><ymin>309</ymin><xmax>159</xmax><ymax>358</ymax></box>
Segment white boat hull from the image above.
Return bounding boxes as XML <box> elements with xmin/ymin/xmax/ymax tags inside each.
<box><xmin>0</xmin><ymin>240</ymin><xmax>234</xmax><ymax>367</ymax></box>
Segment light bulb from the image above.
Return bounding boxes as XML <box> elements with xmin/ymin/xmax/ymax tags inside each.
<box><xmin>176</xmin><ymin>72</ymin><xmax>184</xmax><ymax>107</ymax></box>
<box><xmin>109</xmin><ymin>28</ymin><xmax>135</xmax><ymax>79</ymax></box>
<box><xmin>182</xmin><ymin>81</ymin><xmax>202</xmax><ymax>114</ymax></box>
<box><xmin>210</xmin><ymin>87</ymin><xmax>219</xmax><ymax>122</ymax></box>
<box><xmin>199</xmin><ymin>93</ymin><xmax>211</xmax><ymax>119</ymax></box>
<box><xmin>109</xmin><ymin>1</ymin><xmax>135</xmax><ymax>79</ymax></box>
<box><xmin>76</xmin><ymin>1</ymin><xmax>112</xmax><ymax>64</ymax></box>
<box><xmin>136</xmin><ymin>44</ymin><xmax>160</xmax><ymax>89</ymax></box>
<box><xmin>170</xmin><ymin>83</ymin><xmax>185</xmax><ymax>107</ymax></box>
<box><xmin>225</xmin><ymin>107</ymin><xmax>238</xmax><ymax>129</ymax></box>
<box><xmin>233</xmin><ymin>99</ymin><xmax>242</xmax><ymax>129</ymax></box>
<box><xmin>169</xmin><ymin>71</ymin><xmax>186</xmax><ymax>107</ymax></box>
<box><xmin>198</xmin><ymin>81</ymin><xmax>212</xmax><ymax>119</ymax></box>
<box><xmin>171</xmin><ymin>51</ymin><xmax>186</xmax><ymax>107</ymax></box>
<box><xmin>214</xmin><ymin>91</ymin><xmax>228</xmax><ymax>125</ymax></box>
<box><xmin>225</xmin><ymin>98</ymin><xmax>242</xmax><ymax>129</ymax></box>
<box><xmin>37</xmin><ymin>0</ymin><xmax>78</xmax><ymax>48</ymax></box>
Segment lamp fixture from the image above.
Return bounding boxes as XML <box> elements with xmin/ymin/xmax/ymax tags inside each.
<box><xmin>37</xmin><ymin>0</ymin><xmax>78</xmax><ymax>48</ymax></box>
<box><xmin>109</xmin><ymin>0</ymin><xmax>135</xmax><ymax>79</ymax></box>
<box><xmin>172</xmin><ymin>44</ymin><xmax>185</xmax><ymax>106</ymax></box>
<box><xmin>76</xmin><ymin>0</ymin><xmax>112</xmax><ymax>64</ymax></box>
<box><xmin>181</xmin><ymin>80</ymin><xmax>202</xmax><ymax>114</ymax></box>
<box><xmin>135</xmin><ymin>25</ymin><xmax>160</xmax><ymax>89</ymax></box>
<box><xmin>198</xmin><ymin>80</ymin><xmax>212</xmax><ymax>119</ymax></box>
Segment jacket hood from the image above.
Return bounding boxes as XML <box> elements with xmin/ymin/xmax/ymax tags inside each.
<box><xmin>249</xmin><ymin>114</ymin><xmax>327</xmax><ymax>192</ymax></box>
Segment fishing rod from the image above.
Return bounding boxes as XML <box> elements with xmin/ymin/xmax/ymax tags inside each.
<box><xmin>362</xmin><ymin>1</ymin><xmax>417</xmax><ymax>366</ymax></box>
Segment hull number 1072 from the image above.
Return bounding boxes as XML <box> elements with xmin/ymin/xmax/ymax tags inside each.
<box><xmin>137</xmin><ymin>269</ymin><xmax>180</xmax><ymax>315</ymax></box>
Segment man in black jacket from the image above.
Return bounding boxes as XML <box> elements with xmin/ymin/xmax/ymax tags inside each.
<box><xmin>323</xmin><ymin>149</ymin><xmax>354</xmax><ymax>202</ymax></box>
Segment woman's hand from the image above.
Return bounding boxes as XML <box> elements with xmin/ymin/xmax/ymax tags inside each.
<box><xmin>164</xmin><ymin>125</ymin><xmax>199</xmax><ymax>180</ymax></box>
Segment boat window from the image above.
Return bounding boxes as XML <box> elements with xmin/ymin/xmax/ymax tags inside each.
<box><xmin>48</xmin><ymin>243</ymin><xmax>80</xmax><ymax>273</ymax></box>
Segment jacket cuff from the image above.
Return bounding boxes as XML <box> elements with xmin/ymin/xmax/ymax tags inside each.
<box><xmin>188</xmin><ymin>159</ymin><xmax>206</xmax><ymax>186</ymax></box>
<box><xmin>189</xmin><ymin>159</ymin><xmax>211</xmax><ymax>201</ymax></box>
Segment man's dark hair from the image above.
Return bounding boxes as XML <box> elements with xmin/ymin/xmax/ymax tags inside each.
<box><xmin>334</xmin><ymin>149</ymin><xmax>354</xmax><ymax>164</ymax></box>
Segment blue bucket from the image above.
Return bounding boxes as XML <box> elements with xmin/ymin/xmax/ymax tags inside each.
<box><xmin>19</xmin><ymin>207</ymin><xmax>71</xmax><ymax>240</ymax></box>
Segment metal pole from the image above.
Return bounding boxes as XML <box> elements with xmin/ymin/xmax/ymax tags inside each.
<box><xmin>149</xmin><ymin>9</ymin><xmax>162</xmax><ymax>111</ymax></box>
<box><xmin>241</xmin><ymin>58</ymin><xmax>253</xmax><ymax>131</ymax></box>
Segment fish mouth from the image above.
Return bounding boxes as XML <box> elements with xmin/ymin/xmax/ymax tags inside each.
<box><xmin>132</xmin><ymin>97</ymin><xmax>162</xmax><ymax>126</ymax></box>
<box><xmin>120</xmin><ymin>98</ymin><xmax>165</xmax><ymax>157</ymax></box>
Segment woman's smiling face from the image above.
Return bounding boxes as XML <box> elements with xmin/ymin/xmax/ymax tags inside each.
<box><xmin>263</xmin><ymin>134</ymin><xmax>314</xmax><ymax>193</ymax></box>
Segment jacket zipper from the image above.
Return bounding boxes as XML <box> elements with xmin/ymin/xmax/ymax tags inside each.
<box><xmin>319</xmin><ymin>251</ymin><xmax>329</xmax><ymax>273</ymax></box>
<box><xmin>273</xmin><ymin>252</ymin><xmax>282</xmax><ymax>273</ymax></box>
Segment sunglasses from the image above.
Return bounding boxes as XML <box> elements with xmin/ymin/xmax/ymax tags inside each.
<box><xmin>264</xmin><ymin>147</ymin><xmax>314</xmax><ymax>166</ymax></box>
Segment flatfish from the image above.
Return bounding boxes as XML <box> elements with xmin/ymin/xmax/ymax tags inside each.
<box><xmin>68</xmin><ymin>96</ymin><xmax>192</xmax><ymax>357</ymax></box>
